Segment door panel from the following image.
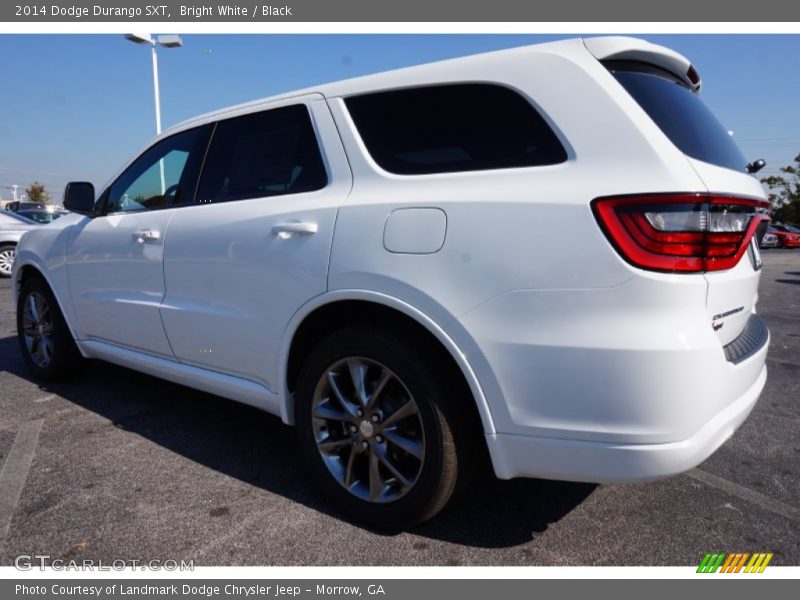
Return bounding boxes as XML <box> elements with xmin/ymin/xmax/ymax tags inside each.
<box><xmin>67</xmin><ymin>211</ymin><xmax>176</xmax><ymax>355</ymax></box>
<box><xmin>160</xmin><ymin>199</ymin><xmax>338</xmax><ymax>383</ymax></box>
<box><xmin>160</xmin><ymin>97</ymin><xmax>352</xmax><ymax>390</ymax></box>
<box><xmin>66</xmin><ymin>126</ymin><xmax>211</xmax><ymax>356</ymax></box>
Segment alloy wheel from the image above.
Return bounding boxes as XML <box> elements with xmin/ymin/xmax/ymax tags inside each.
<box><xmin>0</xmin><ymin>247</ymin><xmax>15</xmax><ymax>276</ymax></box>
<box><xmin>311</xmin><ymin>357</ymin><xmax>426</xmax><ymax>503</ymax></box>
<box><xmin>21</xmin><ymin>292</ymin><xmax>55</xmax><ymax>368</ymax></box>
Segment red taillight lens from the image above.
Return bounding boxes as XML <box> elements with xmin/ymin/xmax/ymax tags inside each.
<box><xmin>592</xmin><ymin>194</ymin><xmax>770</xmax><ymax>273</ymax></box>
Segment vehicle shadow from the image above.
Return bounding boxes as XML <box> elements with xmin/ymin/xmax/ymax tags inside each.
<box><xmin>0</xmin><ymin>334</ymin><xmax>595</xmax><ymax>548</ymax></box>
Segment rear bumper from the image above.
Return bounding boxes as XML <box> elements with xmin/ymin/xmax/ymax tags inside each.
<box><xmin>487</xmin><ymin>361</ymin><xmax>766</xmax><ymax>483</ymax></box>
<box><xmin>460</xmin><ymin>275</ymin><xmax>769</xmax><ymax>483</ymax></box>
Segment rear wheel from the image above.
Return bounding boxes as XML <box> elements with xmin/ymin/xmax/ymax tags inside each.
<box><xmin>0</xmin><ymin>244</ymin><xmax>16</xmax><ymax>278</ymax></box>
<box><xmin>17</xmin><ymin>275</ymin><xmax>83</xmax><ymax>380</ymax></box>
<box><xmin>295</xmin><ymin>327</ymin><xmax>466</xmax><ymax>529</ymax></box>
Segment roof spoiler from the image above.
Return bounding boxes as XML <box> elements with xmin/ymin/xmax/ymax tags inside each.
<box><xmin>583</xmin><ymin>36</ymin><xmax>701</xmax><ymax>92</ymax></box>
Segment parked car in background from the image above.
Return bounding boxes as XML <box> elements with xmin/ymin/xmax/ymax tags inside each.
<box><xmin>769</xmin><ymin>224</ymin><xmax>800</xmax><ymax>248</ymax></box>
<box><xmin>11</xmin><ymin>37</ymin><xmax>771</xmax><ymax>527</ymax></box>
<box><xmin>0</xmin><ymin>211</ymin><xmax>38</xmax><ymax>277</ymax></box>
<box><xmin>760</xmin><ymin>229</ymin><xmax>780</xmax><ymax>249</ymax></box>
<box><xmin>17</xmin><ymin>207</ymin><xmax>68</xmax><ymax>224</ymax></box>
<box><xmin>4</xmin><ymin>201</ymin><xmax>47</xmax><ymax>213</ymax></box>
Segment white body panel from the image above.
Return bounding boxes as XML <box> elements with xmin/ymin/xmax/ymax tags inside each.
<box><xmin>66</xmin><ymin>210</ymin><xmax>176</xmax><ymax>356</ymax></box>
<box><xmin>159</xmin><ymin>97</ymin><xmax>351</xmax><ymax>391</ymax></box>
<box><xmin>11</xmin><ymin>36</ymin><xmax>769</xmax><ymax>484</ymax></box>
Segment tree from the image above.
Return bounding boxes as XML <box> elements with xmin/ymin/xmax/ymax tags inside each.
<box><xmin>25</xmin><ymin>181</ymin><xmax>51</xmax><ymax>205</ymax></box>
<box><xmin>761</xmin><ymin>154</ymin><xmax>800</xmax><ymax>224</ymax></box>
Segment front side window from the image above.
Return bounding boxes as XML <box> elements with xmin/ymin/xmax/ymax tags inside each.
<box><xmin>345</xmin><ymin>83</ymin><xmax>567</xmax><ymax>175</ymax></box>
<box><xmin>106</xmin><ymin>126</ymin><xmax>208</xmax><ymax>214</ymax></box>
<box><xmin>195</xmin><ymin>104</ymin><xmax>327</xmax><ymax>204</ymax></box>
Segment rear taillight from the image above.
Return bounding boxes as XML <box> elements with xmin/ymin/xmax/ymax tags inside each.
<box><xmin>592</xmin><ymin>194</ymin><xmax>770</xmax><ymax>273</ymax></box>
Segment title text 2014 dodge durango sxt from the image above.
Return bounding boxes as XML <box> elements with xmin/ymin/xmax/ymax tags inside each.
<box><xmin>13</xmin><ymin>37</ymin><xmax>770</xmax><ymax>527</ymax></box>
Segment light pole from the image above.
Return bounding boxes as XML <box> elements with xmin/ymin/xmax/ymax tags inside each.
<box><xmin>124</xmin><ymin>33</ymin><xmax>183</xmax><ymax>193</ymax></box>
<box><xmin>0</xmin><ymin>184</ymin><xmax>19</xmax><ymax>204</ymax></box>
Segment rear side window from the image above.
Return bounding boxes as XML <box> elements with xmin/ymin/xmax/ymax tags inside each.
<box><xmin>607</xmin><ymin>61</ymin><xmax>747</xmax><ymax>172</ymax></box>
<box><xmin>345</xmin><ymin>84</ymin><xmax>567</xmax><ymax>175</ymax></box>
<box><xmin>196</xmin><ymin>104</ymin><xmax>327</xmax><ymax>204</ymax></box>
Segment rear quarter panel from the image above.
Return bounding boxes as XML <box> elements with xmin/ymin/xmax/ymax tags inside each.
<box><xmin>325</xmin><ymin>41</ymin><xmax>711</xmax><ymax>436</ymax></box>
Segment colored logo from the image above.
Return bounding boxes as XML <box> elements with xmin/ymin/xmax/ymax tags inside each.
<box><xmin>697</xmin><ymin>552</ymin><xmax>773</xmax><ymax>573</ymax></box>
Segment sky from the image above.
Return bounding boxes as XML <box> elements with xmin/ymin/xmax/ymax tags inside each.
<box><xmin>0</xmin><ymin>34</ymin><xmax>798</xmax><ymax>203</ymax></box>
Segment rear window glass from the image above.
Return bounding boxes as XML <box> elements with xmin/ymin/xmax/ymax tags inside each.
<box><xmin>196</xmin><ymin>104</ymin><xmax>327</xmax><ymax>204</ymax></box>
<box><xmin>345</xmin><ymin>84</ymin><xmax>567</xmax><ymax>175</ymax></box>
<box><xmin>607</xmin><ymin>61</ymin><xmax>746</xmax><ymax>172</ymax></box>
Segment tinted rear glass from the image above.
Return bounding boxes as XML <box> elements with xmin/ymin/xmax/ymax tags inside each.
<box><xmin>196</xmin><ymin>104</ymin><xmax>327</xmax><ymax>204</ymax></box>
<box><xmin>608</xmin><ymin>61</ymin><xmax>747</xmax><ymax>172</ymax></box>
<box><xmin>345</xmin><ymin>84</ymin><xmax>567</xmax><ymax>175</ymax></box>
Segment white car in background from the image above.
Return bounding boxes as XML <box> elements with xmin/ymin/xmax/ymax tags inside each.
<box><xmin>11</xmin><ymin>37</ymin><xmax>770</xmax><ymax>527</ymax></box>
<box><xmin>0</xmin><ymin>210</ymin><xmax>38</xmax><ymax>277</ymax></box>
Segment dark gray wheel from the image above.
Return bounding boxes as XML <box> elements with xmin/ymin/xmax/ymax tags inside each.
<box><xmin>312</xmin><ymin>357</ymin><xmax>426</xmax><ymax>504</ymax></box>
<box><xmin>17</xmin><ymin>275</ymin><xmax>83</xmax><ymax>380</ymax></box>
<box><xmin>0</xmin><ymin>244</ymin><xmax>16</xmax><ymax>278</ymax></box>
<box><xmin>296</xmin><ymin>326</ymin><xmax>467</xmax><ymax>529</ymax></box>
<box><xmin>21</xmin><ymin>291</ymin><xmax>55</xmax><ymax>368</ymax></box>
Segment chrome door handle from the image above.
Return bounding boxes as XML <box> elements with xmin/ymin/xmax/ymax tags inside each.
<box><xmin>132</xmin><ymin>229</ymin><xmax>161</xmax><ymax>243</ymax></box>
<box><xmin>272</xmin><ymin>222</ymin><xmax>318</xmax><ymax>237</ymax></box>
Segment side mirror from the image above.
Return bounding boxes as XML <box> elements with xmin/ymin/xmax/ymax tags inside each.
<box><xmin>63</xmin><ymin>182</ymin><xmax>96</xmax><ymax>216</ymax></box>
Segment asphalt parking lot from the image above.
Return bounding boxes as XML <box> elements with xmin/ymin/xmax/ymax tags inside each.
<box><xmin>0</xmin><ymin>251</ymin><xmax>798</xmax><ymax>567</ymax></box>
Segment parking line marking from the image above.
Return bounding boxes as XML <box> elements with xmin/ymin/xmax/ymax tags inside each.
<box><xmin>0</xmin><ymin>419</ymin><xmax>44</xmax><ymax>544</ymax></box>
<box><xmin>192</xmin><ymin>510</ymin><xmax>266</xmax><ymax>560</ymax></box>
<box><xmin>32</xmin><ymin>395</ymin><xmax>54</xmax><ymax>403</ymax></box>
<box><xmin>688</xmin><ymin>468</ymin><xmax>800</xmax><ymax>522</ymax></box>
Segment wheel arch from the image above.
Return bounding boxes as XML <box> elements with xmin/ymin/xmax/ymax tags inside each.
<box><xmin>13</xmin><ymin>259</ymin><xmax>81</xmax><ymax>344</ymax></box>
<box><xmin>279</xmin><ymin>290</ymin><xmax>496</xmax><ymax>438</ymax></box>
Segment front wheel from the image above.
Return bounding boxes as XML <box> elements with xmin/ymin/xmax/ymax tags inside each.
<box><xmin>17</xmin><ymin>275</ymin><xmax>83</xmax><ymax>380</ymax></box>
<box><xmin>295</xmin><ymin>327</ymin><xmax>467</xmax><ymax>529</ymax></box>
<box><xmin>0</xmin><ymin>244</ymin><xmax>16</xmax><ymax>278</ymax></box>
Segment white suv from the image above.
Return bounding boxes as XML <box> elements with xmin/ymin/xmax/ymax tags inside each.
<box><xmin>12</xmin><ymin>37</ymin><xmax>770</xmax><ymax>527</ymax></box>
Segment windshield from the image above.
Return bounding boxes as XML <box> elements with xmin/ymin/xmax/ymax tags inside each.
<box><xmin>18</xmin><ymin>210</ymin><xmax>59</xmax><ymax>223</ymax></box>
<box><xmin>607</xmin><ymin>61</ymin><xmax>747</xmax><ymax>172</ymax></box>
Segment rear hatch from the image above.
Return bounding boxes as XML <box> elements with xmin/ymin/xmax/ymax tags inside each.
<box><xmin>586</xmin><ymin>37</ymin><xmax>769</xmax><ymax>348</ymax></box>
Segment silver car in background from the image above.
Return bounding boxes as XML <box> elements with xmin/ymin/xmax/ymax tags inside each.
<box><xmin>760</xmin><ymin>229</ymin><xmax>780</xmax><ymax>249</ymax></box>
<box><xmin>0</xmin><ymin>211</ymin><xmax>38</xmax><ymax>277</ymax></box>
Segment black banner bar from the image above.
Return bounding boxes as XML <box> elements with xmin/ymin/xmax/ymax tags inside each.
<box><xmin>3</xmin><ymin>0</ymin><xmax>800</xmax><ymax>22</ymax></box>
<box><xmin>3</xmin><ymin>579</ymin><xmax>798</xmax><ymax>600</ymax></box>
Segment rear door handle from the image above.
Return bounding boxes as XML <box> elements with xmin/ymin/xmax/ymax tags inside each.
<box><xmin>132</xmin><ymin>229</ymin><xmax>161</xmax><ymax>243</ymax></box>
<box><xmin>272</xmin><ymin>222</ymin><xmax>318</xmax><ymax>237</ymax></box>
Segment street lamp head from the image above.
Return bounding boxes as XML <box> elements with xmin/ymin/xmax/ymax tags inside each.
<box><xmin>156</xmin><ymin>35</ymin><xmax>184</xmax><ymax>48</ymax></box>
<box><xmin>124</xmin><ymin>33</ymin><xmax>153</xmax><ymax>45</ymax></box>
<box><xmin>123</xmin><ymin>32</ymin><xmax>182</xmax><ymax>137</ymax></box>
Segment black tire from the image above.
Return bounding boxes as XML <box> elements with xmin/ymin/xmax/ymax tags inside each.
<box><xmin>0</xmin><ymin>244</ymin><xmax>16</xmax><ymax>278</ymax></box>
<box><xmin>295</xmin><ymin>326</ymin><xmax>467</xmax><ymax>529</ymax></box>
<box><xmin>17</xmin><ymin>275</ymin><xmax>83</xmax><ymax>381</ymax></box>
